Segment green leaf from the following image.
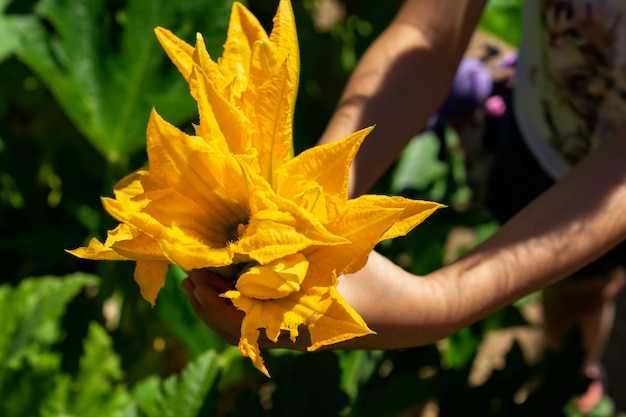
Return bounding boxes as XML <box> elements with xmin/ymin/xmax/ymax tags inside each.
<box><xmin>438</xmin><ymin>326</ymin><xmax>481</xmax><ymax>370</ymax></box>
<box><xmin>0</xmin><ymin>273</ymin><xmax>99</xmax><ymax>368</ymax></box>
<box><xmin>478</xmin><ymin>0</ymin><xmax>522</xmax><ymax>46</ymax></box>
<box><xmin>62</xmin><ymin>322</ymin><xmax>131</xmax><ymax>417</ymax></box>
<box><xmin>0</xmin><ymin>351</ymin><xmax>65</xmax><ymax>417</ymax></box>
<box><xmin>338</xmin><ymin>350</ymin><xmax>384</xmax><ymax>403</ymax></box>
<box><xmin>0</xmin><ymin>0</ymin><xmax>33</xmax><ymax>63</ymax></box>
<box><xmin>132</xmin><ymin>350</ymin><xmax>221</xmax><ymax>417</ymax></box>
<box><xmin>391</xmin><ymin>131</ymin><xmax>447</xmax><ymax>194</ymax></box>
<box><xmin>0</xmin><ymin>273</ymin><xmax>99</xmax><ymax>417</ymax></box>
<box><xmin>12</xmin><ymin>0</ymin><xmax>236</xmax><ymax>163</ymax></box>
<box><xmin>131</xmin><ymin>376</ymin><xmax>163</xmax><ymax>417</ymax></box>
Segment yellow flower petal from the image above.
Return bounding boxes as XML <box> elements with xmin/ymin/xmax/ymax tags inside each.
<box><xmin>154</xmin><ymin>26</ymin><xmax>194</xmax><ymax>82</ymax></box>
<box><xmin>104</xmin><ymin>194</ymin><xmax>237</xmax><ymax>270</ymax></box>
<box><xmin>66</xmin><ymin>238</ymin><xmax>124</xmax><ymax>261</ymax></box>
<box><xmin>223</xmin><ymin>272</ymin><xmax>372</xmax><ymax>376</ymax></box>
<box><xmin>233</xmin><ymin>188</ymin><xmax>349</xmax><ymax>263</ymax></box>
<box><xmin>189</xmin><ymin>66</ymin><xmax>254</xmax><ymax>158</ymax></box>
<box><xmin>113</xmin><ymin>168</ymin><xmax>148</xmax><ymax>201</ymax></box>
<box><xmin>305</xmin><ymin>196</ymin><xmax>441</xmax><ymax>276</ymax></box>
<box><xmin>134</xmin><ymin>260</ymin><xmax>169</xmax><ymax>307</ymax></box>
<box><xmin>306</xmin><ymin>285</ymin><xmax>373</xmax><ymax>351</ymax></box>
<box><xmin>154</xmin><ymin>28</ymin><xmax>228</xmax><ymax>100</ymax></box>
<box><xmin>238</xmin><ymin>336</ymin><xmax>270</xmax><ymax>377</ymax></box>
<box><xmin>102</xmin><ymin>191</ymin><xmax>211</xmax><ymax>242</ymax></box>
<box><xmin>111</xmin><ymin>232</ymin><xmax>167</xmax><ymax>262</ymax></box>
<box><xmin>306</xmin><ymin>203</ymin><xmax>404</xmax><ymax>277</ymax></box>
<box><xmin>268</xmin><ymin>0</ymin><xmax>299</xmax><ymax>95</ymax></box>
<box><xmin>243</xmin><ymin>39</ymin><xmax>279</xmax><ymax>107</ymax></box>
<box><xmin>103</xmin><ymin>188</ymin><xmax>240</xmax><ymax>268</ymax></box>
<box><xmin>235</xmin><ymin>209</ymin><xmax>345</xmax><ymax>264</ymax></box>
<box><xmin>251</xmin><ymin>57</ymin><xmax>295</xmax><ymax>184</ymax></box>
<box><xmin>220</xmin><ymin>2</ymin><xmax>269</xmax><ymax>97</ymax></box>
<box><xmin>158</xmin><ymin>230</ymin><xmax>233</xmax><ymax>271</ymax></box>
<box><xmin>236</xmin><ymin>253</ymin><xmax>308</xmax><ymax>300</ymax></box>
<box><xmin>372</xmin><ymin>195</ymin><xmax>444</xmax><ymax>240</ymax></box>
<box><xmin>191</xmin><ymin>32</ymin><xmax>223</xmax><ymax>85</ymax></box>
<box><xmin>284</xmin><ymin>180</ymin><xmax>342</xmax><ymax>224</ymax></box>
<box><xmin>66</xmin><ymin>223</ymin><xmax>133</xmax><ymax>261</ymax></box>
<box><xmin>274</xmin><ymin>127</ymin><xmax>372</xmax><ymax>201</ymax></box>
<box><xmin>147</xmin><ymin>109</ymin><xmax>255</xmax><ymax>210</ymax></box>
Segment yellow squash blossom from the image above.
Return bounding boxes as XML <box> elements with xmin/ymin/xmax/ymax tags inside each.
<box><xmin>68</xmin><ymin>0</ymin><xmax>442</xmax><ymax>376</ymax></box>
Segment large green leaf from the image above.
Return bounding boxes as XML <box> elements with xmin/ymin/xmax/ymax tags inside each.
<box><xmin>132</xmin><ymin>350</ymin><xmax>221</xmax><ymax>417</ymax></box>
<box><xmin>41</xmin><ymin>322</ymin><xmax>132</xmax><ymax>417</ymax></box>
<box><xmin>0</xmin><ymin>273</ymin><xmax>100</xmax><ymax>417</ymax></box>
<box><xmin>0</xmin><ymin>273</ymin><xmax>99</xmax><ymax>369</ymax></box>
<box><xmin>63</xmin><ymin>323</ymin><xmax>131</xmax><ymax>417</ymax></box>
<box><xmin>0</xmin><ymin>0</ymin><xmax>33</xmax><ymax>62</ymax></box>
<box><xmin>11</xmin><ymin>0</ymin><xmax>236</xmax><ymax>163</ymax></box>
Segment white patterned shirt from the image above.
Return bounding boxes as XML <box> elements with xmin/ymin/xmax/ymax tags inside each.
<box><xmin>515</xmin><ymin>0</ymin><xmax>626</xmax><ymax>179</ymax></box>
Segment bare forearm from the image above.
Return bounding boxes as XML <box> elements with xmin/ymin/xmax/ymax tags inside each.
<box><xmin>334</xmin><ymin>252</ymin><xmax>460</xmax><ymax>349</ymax></box>
<box><xmin>320</xmin><ymin>31</ymin><xmax>455</xmax><ymax>197</ymax></box>
<box><xmin>319</xmin><ymin>0</ymin><xmax>487</xmax><ymax>196</ymax></box>
<box><xmin>441</xmin><ymin>130</ymin><xmax>626</xmax><ymax>327</ymax></box>
<box><xmin>336</xmin><ymin>131</ymin><xmax>626</xmax><ymax>350</ymax></box>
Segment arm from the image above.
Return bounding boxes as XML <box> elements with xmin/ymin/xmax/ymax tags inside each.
<box><xmin>182</xmin><ymin>0</ymin><xmax>489</xmax><ymax>349</ymax></box>
<box><xmin>185</xmin><ymin>127</ymin><xmax>626</xmax><ymax>350</ymax></box>
<box><xmin>333</xmin><ymin>127</ymin><xmax>626</xmax><ymax>349</ymax></box>
<box><xmin>183</xmin><ymin>0</ymin><xmax>626</xmax><ymax>350</ymax></box>
<box><xmin>319</xmin><ymin>0</ymin><xmax>488</xmax><ymax>197</ymax></box>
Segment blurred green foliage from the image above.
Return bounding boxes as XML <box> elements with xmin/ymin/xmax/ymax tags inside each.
<box><xmin>0</xmin><ymin>0</ymin><xmax>620</xmax><ymax>416</ymax></box>
<box><xmin>478</xmin><ymin>0</ymin><xmax>522</xmax><ymax>46</ymax></box>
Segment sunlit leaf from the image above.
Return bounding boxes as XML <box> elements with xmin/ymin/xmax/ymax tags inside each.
<box><xmin>61</xmin><ymin>323</ymin><xmax>130</xmax><ymax>417</ymax></box>
<box><xmin>132</xmin><ymin>350</ymin><xmax>221</xmax><ymax>417</ymax></box>
<box><xmin>0</xmin><ymin>273</ymin><xmax>99</xmax><ymax>368</ymax></box>
<box><xmin>11</xmin><ymin>0</ymin><xmax>236</xmax><ymax>163</ymax></box>
<box><xmin>0</xmin><ymin>0</ymin><xmax>34</xmax><ymax>63</ymax></box>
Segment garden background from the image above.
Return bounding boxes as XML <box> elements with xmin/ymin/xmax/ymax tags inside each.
<box><xmin>1</xmin><ymin>0</ymin><xmax>624</xmax><ymax>416</ymax></box>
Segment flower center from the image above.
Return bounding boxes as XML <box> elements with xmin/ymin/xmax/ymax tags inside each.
<box><xmin>237</xmin><ymin>222</ymin><xmax>247</xmax><ymax>238</ymax></box>
<box><xmin>224</xmin><ymin>219</ymin><xmax>249</xmax><ymax>246</ymax></box>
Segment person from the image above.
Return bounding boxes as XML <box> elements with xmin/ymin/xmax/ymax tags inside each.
<box><xmin>182</xmin><ymin>0</ymin><xmax>626</xmax><ymax>412</ymax></box>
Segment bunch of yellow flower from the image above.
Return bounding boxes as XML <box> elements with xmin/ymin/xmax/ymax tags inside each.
<box><xmin>68</xmin><ymin>0</ymin><xmax>441</xmax><ymax>376</ymax></box>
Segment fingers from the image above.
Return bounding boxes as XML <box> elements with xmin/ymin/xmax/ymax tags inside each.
<box><xmin>187</xmin><ymin>268</ymin><xmax>233</xmax><ymax>292</ymax></box>
<box><xmin>195</xmin><ymin>283</ymin><xmax>245</xmax><ymax>344</ymax></box>
<box><xmin>181</xmin><ymin>272</ymin><xmax>244</xmax><ymax>346</ymax></box>
<box><xmin>181</xmin><ymin>269</ymin><xmax>312</xmax><ymax>351</ymax></box>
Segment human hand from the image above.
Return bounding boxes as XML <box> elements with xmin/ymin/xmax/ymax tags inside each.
<box><xmin>180</xmin><ymin>252</ymin><xmax>456</xmax><ymax>352</ymax></box>
<box><xmin>181</xmin><ymin>269</ymin><xmax>244</xmax><ymax>347</ymax></box>
<box><xmin>181</xmin><ymin>269</ymin><xmax>312</xmax><ymax>350</ymax></box>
